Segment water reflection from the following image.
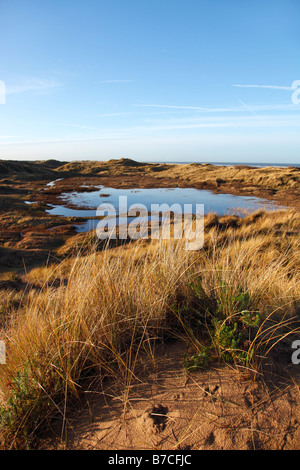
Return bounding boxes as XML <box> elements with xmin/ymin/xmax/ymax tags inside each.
<box><xmin>46</xmin><ymin>186</ymin><xmax>286</xmax><ymax>233</ymax></box>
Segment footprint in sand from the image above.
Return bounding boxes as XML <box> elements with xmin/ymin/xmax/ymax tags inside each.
<box><xmin>148</xmin><ymin>404</ymin><xmax>169</xmax><ymax>433</ymax></box>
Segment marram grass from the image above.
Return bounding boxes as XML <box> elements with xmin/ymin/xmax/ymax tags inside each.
<box><xmin>0</xmin><ymin>209</ymin><xmax>299</xmax><ymax>448</ymax></box>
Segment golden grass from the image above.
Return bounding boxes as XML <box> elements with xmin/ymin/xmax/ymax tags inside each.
<box><xmin>54</xmin><ymin>159</ymin><xmax>300</xmax><ymax>190</ymax></box>
<box><xmin>0</xmin><ymin>209</ymin><xmax>299</xmax><ymax>448</ymax></box>
<box><xmin>159</xmin><ymin>162</ymin><xmax>300</xmax><ymax>190</ymax></box>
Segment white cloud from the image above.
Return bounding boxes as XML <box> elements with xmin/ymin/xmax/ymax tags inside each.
<box><xmin>6</xmin><ymin>78</ymin><xmax>61</xmax><ymax>95</ymax></box>
<box><xmin>133</xmin><ymin>103</ymin><xmax>299</xmax><ymax>113</ymax></box>
<box><xmin>1</xmin><ymin>131</ymin><xmax>299</xmax><ymax>163</ymax></box>
<box><xmin>134</xmin><ymin>104</ymin><xmax>225</xmax><ymax>111</ymax></box>
<box><xmin>232</xmin><ymin>84</ymin><xmax>293</xmax><ymax>90</ymax></box>
<box><xmin>2</xmin><ymin>113</ymin><xmax>300</xmax><ymax>147</ymax></box>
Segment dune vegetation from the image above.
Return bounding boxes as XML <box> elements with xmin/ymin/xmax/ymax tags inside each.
<box><xmin>0</xmin><ymin>158</ymin><xmax>299</xmax><ymax>279</ymax></box>
<box><xmin>0</xmin><ymin>208</ymin><xmax>299</xmax><ymax>449</ymax></box>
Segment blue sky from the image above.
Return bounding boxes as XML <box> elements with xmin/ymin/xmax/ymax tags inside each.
<box><xmin>0</xmin><ymin>0</ymin><xmax>299</xmax><ymax>163</ymax></box>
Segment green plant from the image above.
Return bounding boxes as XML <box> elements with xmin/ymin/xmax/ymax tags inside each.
<box><xmin>240</xmin><ymin>310</ymin><xmax>260</xmax><ymax>328</ymax></box>
<box><xmin>0</xmin><ymin>364</ymin><xmax>47</xmax><ymax>449</ymax></box>
<box><xmin>216</xmin><ymin>283</ymin><xmax>252</xmax><ymax>319</ymax></box>
<box><xmin>176</xmin><ymin>280</ymin><xmax>261</xmax><ymax>370</ymax></box>
<box><xmin>213</xmin><ymin>318</ymin><xmax>247</xmax><ymax>363</ymax></box>
<box><xmin>184</xmin><ymin>346</ymin><xmax>211</xmax><ymax>372</ymax></box>
<box><xmin>212</xmin><ymin>305</ymin><xmax>260</xmax><ymax>365</ymax></box>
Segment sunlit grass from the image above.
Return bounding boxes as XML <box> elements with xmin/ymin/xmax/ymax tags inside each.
<box><xmin>0</xmin><ymin>209</ymin><xmax>299</xmax><ymax>448</ymax></box>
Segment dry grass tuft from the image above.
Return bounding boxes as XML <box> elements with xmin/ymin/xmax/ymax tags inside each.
<box><xmin>0</xmin><ymin>209</ymin><xmax>299</xmax><ymax>448</ymax></box>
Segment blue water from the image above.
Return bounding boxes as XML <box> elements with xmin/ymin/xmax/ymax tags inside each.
<box><xmin>46</xmin><ymin>186</ymin><xmax>287</xmax><ymax>233</ymax></box>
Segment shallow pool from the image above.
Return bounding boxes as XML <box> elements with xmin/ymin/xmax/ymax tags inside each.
<box><xmin>45</xmin><ymin>186</ymin><xmax>286</xmax><ymax>233</ymax></box>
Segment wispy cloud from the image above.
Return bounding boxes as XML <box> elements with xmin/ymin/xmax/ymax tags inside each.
<box><xmin>133</xmin><ymin>104</ymin><xmax>234</xmax><ymax>112</ymax></box>
<box><xmin>6</xmin><ymin>78</ymin><xmax>61</xmax><ymax>95</ymax></box>
<box><xmin>54</xmin><ymin>114</ymin><xmax>132</xmax><ymax>129</ymax></box>
<box><xmin>99</xmin><ymin>79</ymin><xmax>132</xmax><ymax>84</ymax></box>
<box><xmin>238</xmin><ymin>100</ymin><xmax>267</xmax><ymax>124</ymax></box>
<box><xmin>133</xmin><ymin>103</ymin><xmax>299</xmax><ymax>112</ymax></box>
<box><xmin>3</xmin><ymin>113</ymin><xmax>300</xmax><ymax>147</ymax></box>
<box><xmin>232</xmin><ymin>84</ymin><xmax>293</xmax><ymax>90</ymax></box>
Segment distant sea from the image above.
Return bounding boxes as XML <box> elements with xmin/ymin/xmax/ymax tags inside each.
<box><xmin>156</xmin><ymin>162</ymin><xmax>300</xmax><ymax>168</ymax></box>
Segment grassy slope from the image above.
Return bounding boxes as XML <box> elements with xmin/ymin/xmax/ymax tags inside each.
<box><xmin>0</xmin><ymin>158</ymin><xmax>299</xmax><ymax>448</ymax></box>
<box><xmin>1</xmin><ymin>158</ymin><xmax>299</xmax><ymax>195</ymax></box>
<box><xmin>0</xmin><ymin>208</ymin><xmax>299</xmax><ymax>448</ymax></box>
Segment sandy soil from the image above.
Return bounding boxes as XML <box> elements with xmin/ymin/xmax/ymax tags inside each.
<box><xmin>39</xmin><ymin>339</ymin><xmax>300</xmax><ymax>451</ymax></box>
